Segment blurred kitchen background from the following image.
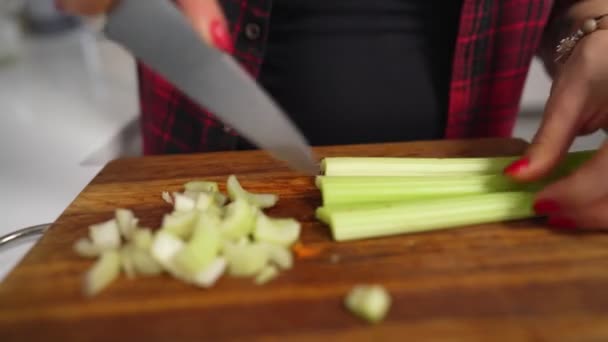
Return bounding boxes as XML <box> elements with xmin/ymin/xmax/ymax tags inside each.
<box><xmin>0</xmin><ymin>0</ymin><xmax>605</xmax><ymax>280</ymax></box>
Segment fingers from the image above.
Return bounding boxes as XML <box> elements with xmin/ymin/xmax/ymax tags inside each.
<box><xmin>176</xmin><ymin>0</ymin><xmax>233</xmax><ymax>53</ymax></box>
<box><xmin>546</xmin><ymin>198</ymin><xmax>608</xmax><ymax>231</ymax></box>
<box><xmin>55</xmin><ymin>0</ymin><xmax>116</xmax><ymax>15</ymax></box>
<box><xmin>533</xmin><ymin>142</ymin><xmax>608</xmax><ymax>214</ymax></box>
<box><xmin>504</xmin><ymin>77</ymin><xmax>588</xmax><ymax>181</ymax></box>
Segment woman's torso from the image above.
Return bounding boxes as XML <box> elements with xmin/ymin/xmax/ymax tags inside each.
<box><xmin>252</xmin><ymin>0</ymin><xmax>463</xmax><ymax>147</ymax></box>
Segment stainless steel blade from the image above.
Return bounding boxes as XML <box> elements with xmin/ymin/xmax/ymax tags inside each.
<box><xmin>104</xmin><ymin>0</ymin><xmax>318</xmax><ymax>174</ymax></box>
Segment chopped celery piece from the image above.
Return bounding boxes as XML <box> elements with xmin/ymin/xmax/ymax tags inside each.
<box><xmin>220</xmin><ymin>198</ymin><xmax>255</xmax><ymax>241</ymax></box>
<box><xmin>326</xmin><ymin>192</ymin><xmax>536</xmax><ymax>241</ymax></box>
<box><xmin>174</xmin><ymin>193</ymin><xmax>196</xmax><ymax>212</ymax></box>
<box><xmin>132</xmin><ymin>228</ymin><xmax>153</xmax><ymax>250</ymax></box>
<box><xmin>255</xmin><ymin>265</ymin><xmax>279</xmax><ymax>285</ymax></box>
<box><xmin>317</xmin><ymin>174</ymin><xmax>537</xmax><ymax>206</ymax></box>
<box><xmin>227</xmin><ymin>175</ymin><xmax>278</xmax><ymax>208</ymax></box>
<box><xmin>119</xmin><ymin>245</ymin><xmax>136</xmax><ymax>279</ymax></box>
<box><xmin>214</xmin><ymin>192</ymin><xmax>228</xmax><ymax>206</ymax></box>
<box><xmin>172</xmin><ymin>213</ymin><xmax>222</xmax><ymax>276</ymax></box>
<box><xmin>184</xmin><ymin>180</ymin><xmax>219</xmax><ymax>193</ymax></box>
<box><xmin>161</xmin><ymin>191</ymin><xmax>173</xmax><ymax>204</ymax></box>
<box><xmin>345</xmin><ymin>285</ymin><xmax>391</xmax><ymax>323</ymax></box>
<box><xmin>151</xmin><ymin>231</ymin><xmax>185</xmax><ymax>269</ymax></box>
<box><xmin>321</xmin><ymin>150</ymin><xmax>596</xmax><ymax>176</ymax></box>
<box><xmin>194</xmin><ymin>192</ymin><xmax>213</xmax><ymax>211</ymax></box>
<box><xmin>115</xmin><ymin>208</ymin><xmax>138</xmax><ymax>240</ymax></box>
<box><xmin>254</xmin><ymin>212</ymin><xmax>301</xmax><ymax>247</ymax></box>
<box><xmin>89</xmin><ymin>219</ymin><xmax>121</xmax><ymax>250</ymax></box>
<box><xmin>192</xmin><ymin>257</ymin><xmax>227</xmax><ymax>288</ymax></box>
<box><xmin>73</xmin><ymin>238</ymin><xmax>101</xmax><ymax>258</ymax></box>
<box><xmin>224</xmin><ymin>241</ymin><xmax>269</xmax><ymax>277</ymax></box>
<box><xmin>261</xmin><ymin>242</ymin><xmax>293</xmax><ymax>270</ymax></box>
<box><xmin>160</xmin><ymin>210</ymin><xmax>198</xmax><ymax>240</ymax></box>
<box><xmin>83</xmin><ymin>250</ymin><xmax>121</xmax><ymax>297</ymax></box>
<box><xmin>130</xmin><ymin>248</ymin><xmax>163</xmax><ymax>276</ymax></box>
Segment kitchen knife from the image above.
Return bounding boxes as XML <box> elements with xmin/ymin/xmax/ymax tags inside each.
<box><xmin>103</xmin><ymin>0</ymin><xmax>318</xmax><ymax>175</ymax></box>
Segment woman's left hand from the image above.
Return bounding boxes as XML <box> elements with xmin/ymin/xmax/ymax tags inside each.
<box><xmin>504</xmin><ymin>26</ymin><xmax>608</xmax><ymax>230</ymax></box>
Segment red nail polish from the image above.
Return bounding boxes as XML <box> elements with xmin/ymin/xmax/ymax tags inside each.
<box><xmin>210</xmin><ymin>20</ymin><xmax>234</xmax><ymax>54</ymax></box>
<box><xmin>533</xmin><ymin>199</ymin><xmax>561</xmax><ymax>215</ymax></box>
<box><xmin>547</xmin><ymin>216</ymin><xmax>578</xmax><ymax>229</ymax></box>
<box><xmin>504</xmin><ymin>157</ymin><xmax>530</xmax><ymax>175</ymax></box>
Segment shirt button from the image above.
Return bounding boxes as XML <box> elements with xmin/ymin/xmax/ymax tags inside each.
<box><xmin>245</xmin><ymin>23</ymin><xmax>261</xmax><ymax>40</ymax></box>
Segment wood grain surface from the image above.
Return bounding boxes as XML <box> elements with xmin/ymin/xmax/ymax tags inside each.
<box><xmin>2</xmin><ymin>138</ymin><xmax>608</xmax><ymax>341</ymax></box>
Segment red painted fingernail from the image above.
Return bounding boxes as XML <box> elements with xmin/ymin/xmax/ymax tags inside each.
<box><xmin>210</xmin><ymin>20</ymin><xmax>233</xmax><ymax>54</ymax></box>
<box><xmin>533</xmin><ymin>199</ymin><xmax>561</xmax><ymax>215</ymax></box>
<box><xmin>504</xmin><ymin>157</ymin><xmax>530</xmax><ymax>175</ymax></box>
<box><xmin>547</xmin><ymin>216</ymin><xmax>578</xmax><ymax>229</ymax></box>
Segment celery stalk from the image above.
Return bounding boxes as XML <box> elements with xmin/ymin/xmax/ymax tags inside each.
<box><xmin>224</xmin><ymin>241</ymin><xmax>269</xmax><ymax>277</ymax></box>
<box><xmin>325</xmin><ymin>192</ymin><xmax>536</xmax><ymax>241</ymax></box>
<box><xmin>184</xmin><ymin>180</ymin><xmax>220</xmax><ymax>193</ymax></box>
<box><xmin>317</xmin><ymin>174</ymin><xmax>539</xmax><ymax>206</ymax></box>
<box><xmin>132</xmin><ymin>228</ymin><xmax>153</xmax><ymax>250</ymax></box>
<box><xmin>321</xmin><ymin>150</ymin><xmax>595</xmax><ymax>176</ymax></box>
<box><xmin>254</xmin><ymin>265</ymin><xmax>279</xmax><ymax>285</ymax></box>
<box><xmin>260</xmin><ymin>242</ymin><xmax>293</xmax><ymax>270</ymax></box>
<box><xmin>160</xmin><ymin>210</ymin><xmax>198</xmax><ymax>240</ymax></box>
<box><xmin>192</xmin><ymin>257</ymin><xmax>227</xmax><ymax>288</ymax></box>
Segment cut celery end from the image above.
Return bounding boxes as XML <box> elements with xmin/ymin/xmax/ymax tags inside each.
<box><xmin>160</xmin><ymin>210</ymin><xmax>198</xmax><ymax>240</ymax></box>
<box><xmin>224</xmin><ymin>241</ymin><xmax>269</xmax><ymax>277</ymax></box>
<box><xmin>132</xmin><ymin>228</ymin><xmax>154</xmax><ymax>250</ymax></box>
<box><xmin>254</xmin><ymin>212</ymin><xmax>301</xmax><ymax>247</ymax></box>
<box><xmin>328</xmin><ymin>192</ymin><xmax>536</xmax><ymax>241</ymax></box>
<box><xmin>184</xmin><ymin>180</ymin><xmax>220</xmax><ymax>193</ymax></box>
<box><xmin>73</xmin><ymin>238</ymin><xmax>101</xmax><ymax>258</ymax></box>
<box><xmin>83</xmin><ymin>250</ymin><xmax>121</xmax><ymax>297</ymax></box>
<box><xmin>172</xmin><ymin>213</ymin><xmax>222</xmax><ymax>276</ymax></box>
<box><xmin>318</xmin><ymin>174</ymin><xmax>536</xmax><ymax>206</ymax></box>
<box><xmin>115</xmin><ymin>208</ymin><xmax>138</xmax><ymax>240</ymax></box>
<box><xmin>192</xmin><ymin>257</ymin><xmax>227</xmax><ymax>288</ymax></box>
<box><xmin>89</xmin><ymin>219</ymin><xmax>121</xmax><ymax>250</ymax></box>
<box><xmin>220</xmin><ymin>198</ymin><xmax>255</xmax><ymax>241</ymax></box>
<box><xmin>255</xmin><ymin>265</ymin><xmax>279</xmax><ymax>285</ymax></box>
<box><xmin>227</xmin><ymin>175</ymin><xmax>278</xmax><ymax>208</ymax></box>
<box><xmin>345</xmin><ymin>285</ymin><xmax>391</xmax><ymax>323</ymax></box>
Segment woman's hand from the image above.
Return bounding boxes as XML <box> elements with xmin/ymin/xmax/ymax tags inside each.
<box><xmin>55</xmin><ymin>0</ymin><xmax>233</xmax><ymax>53</ymax></box>
<box><xmin>504</xmin><ymin>23</ymin><xmax>608</xmax><ymax>230</ymax></box>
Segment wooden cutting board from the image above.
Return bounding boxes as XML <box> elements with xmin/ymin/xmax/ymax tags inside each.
<box><xmin>2</xmin><ymin>138</ymin><xmax>608</xmax><ymax>341</ymax></box>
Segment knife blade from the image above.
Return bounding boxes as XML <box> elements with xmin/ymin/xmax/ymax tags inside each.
<box><xmin>103</xmin><ymin>0</ymin><xmax>318</xmax><ymax>175</ymax></box>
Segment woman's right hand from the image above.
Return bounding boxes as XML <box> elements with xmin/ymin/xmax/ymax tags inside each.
<box><xmin>55</xmin><ymin>0</ymin><xmax>234</xmax><ymax>53</ymax></box>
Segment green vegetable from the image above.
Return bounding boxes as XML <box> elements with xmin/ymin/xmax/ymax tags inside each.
<box><xmin>119</xmin><ymin>245</ymin><xmax>136</xmax><ymax>279</ymax></box>
<box><xmin>261</xmin><ymin>242</ymin><xmax>293</xmax><ymax>270</ymax></box>
<box><xmin>160</xmin><ymin>210</ymin><xmax>198</xmax><ymax>240</ymax></box>
<box><xmin>173</xmin><ymin>193</ymin><xmax>196</xmax><ymax>212</ymax></box>
<box><xmin>191</xmin><ymin>257</ymin><xmax>227</xmax><ymax>288</ymax></box>
<box><xmin>73</xmin><ymin>238</ymin><xmax>101</xmax><ymax>258</ymax></box>
<box><xmin>321</xmin><ymin>150</ymin><xmax>594</xmax><ymax>176</ymax></box>
<box><xmin>89</xmin><ymin>219</ymin><xmax>121</xmax><ymax>250</ymax></box>
<box><xmin>116</xmin><ymin>209</ymin><xmax>138</xmax><ymax>240</ymax></box>
<box><xmin>224</xmin><ymin>241</ymin><xmax>269</xmax><ymax>277</ymax></box>
<box><xmin>227</xmin><ymin>175</ymin><xmax>278</xmax><ymax>208</ymax></box>
<box><xmin>83</xmin><ymin>250</ymin><xmax>121</xmax><ymax>297</ymax></box>
<box><xmin>254</xmin><ymin>265</ymin><xmax>279</xmax><ymax>285</ymax></box>
<box><xmin>254</xmin><ymin>212</ymin><xmax>301</xmax><ymax>247</ymax></box>
<box><xmin>345</xmin><ymin>285</ymin><xmax>391</xmax><ymax>323</ymax></box>
<box><xmin>184</xmin><ymin>180</ymin><xmax>220</xmax><ymax>193</ymax></box>
<box><xmin>172</xmin><ymin>213</ymin><xmax>222</xmax><ymax>277</ymax></box>
<box><xmin>220</xmin><ymin>198</ymin><xmax>256</xmax><ymax>241</ymax></box>
<box><xmin>132</xmin><ymin>228</ymin><xmax>154</xmax><ymax>250</ymax></box>
<box><xmin>130</xmin><ymin>247</ymin><xmax>163</xmax><ymax>276</ymax></box>
<box><xmin>316</xmin><ymin>174</ymin><xmax>538</xmax><ymax>206</ymax></box>
<box><xmin>324</xmin><ymin>192</ymin><xmax>536</xmax><ymax>241</ymax></box>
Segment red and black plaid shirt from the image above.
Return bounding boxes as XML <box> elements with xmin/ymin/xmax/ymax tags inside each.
<box><xmin>137</xmin><ymin>0</ymin><xmax>570</xmax><ymax>155</ymax></box>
